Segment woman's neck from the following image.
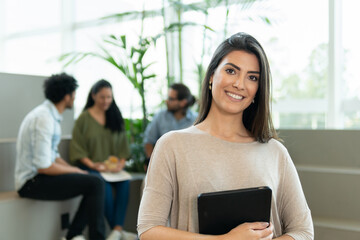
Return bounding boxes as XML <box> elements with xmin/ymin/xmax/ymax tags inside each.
<box><xmin>89</xmin><ymin>105</ymin><xmax>105</xmax><ymax>115</ymax></box>
<box><xmin>88</xmin><ymin>106</ymin><xmax>106</xmax><ymax>126</ymax></box>
<box><xmin>197</xmin><ymin>109</ymin><xmax>253</xmax><ymax>143</ymax></box>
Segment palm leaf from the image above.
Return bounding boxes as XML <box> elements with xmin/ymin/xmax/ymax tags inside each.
<box><xmin>99</xmin><ymin>9</ymin><xmax>162</xmax><ymax>22</ymax></box>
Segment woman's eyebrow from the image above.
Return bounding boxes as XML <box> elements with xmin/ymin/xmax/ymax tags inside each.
<box><xmin>225</xmin><ymin>63</ymin><xmax>240</xmax><ymax>70</ymax></box>
<box><xmin>225</xmin><ymin>63</ymin><xmax>260</xmax><ymax>74</ymax></box>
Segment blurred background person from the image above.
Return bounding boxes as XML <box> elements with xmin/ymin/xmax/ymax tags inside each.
<box><xmin>143</xmin><ymin>83</ymin><xmax>197</xmax><ymax>170</ymax></box>
<box><xmin>69</xmin><ymin>79</ymin><xmax>136</xmax><ymax>240</ymax></box>
<box><xmin>15</xmin><ymin>73</ymin><xmax>106</xmax><ymax>240</ymax></box>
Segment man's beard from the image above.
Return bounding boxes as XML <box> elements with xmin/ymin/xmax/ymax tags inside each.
<box><xmin>168</xmin><ymin>106</ymin><xmax>186</xmax><ymax>115</ymax></box>
<box><xmin>65</xmin><ymin>102</ymin><xmax>74</xmax><ymax>109</ymax></box>
<box><xmin>168</xmin><ymin>108</ymin><xmax>178</xmax><ymax>113</ymax></box>
<box><xmin>168</xmin><ymin>106</ymin><xmax>180</xmax><ymax>113</ymax></box>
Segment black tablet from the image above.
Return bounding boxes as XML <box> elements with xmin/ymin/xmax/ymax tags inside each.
<box><xmin>197</xmin><ymin>186</ymin><xmax>272</xmax><ymax>235</ymax></box>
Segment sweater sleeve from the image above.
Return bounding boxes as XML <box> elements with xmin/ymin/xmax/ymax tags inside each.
<box><xmin>115</xmin><ymin>131</ymin><xmax>130</xmax><ymax>159</ymax></box>
<box><xmin>137</xmin><ymin>133</ymin><xmax>176</xmax><ymax>236</ymax></box>
<box><xmin>69</xmin><ymin>114</ymin><xmax>89</xmax><ymax>164</ymax></box>
<box><xmin>279</xmin><ymin>153</ymin><xmax>314</xmax><ymax>240</ymax></box>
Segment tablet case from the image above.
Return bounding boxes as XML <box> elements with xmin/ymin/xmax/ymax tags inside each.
<box><xmin>197</xmin><ymin>186</ymin><xmax>272</xmax><ymax>235</ymax></box>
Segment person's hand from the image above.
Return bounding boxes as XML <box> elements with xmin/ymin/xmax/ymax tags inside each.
<box><xmin>73</xmin><ymin>167</ymin><xmax>88</xmax><ymax>174</ymax></box>
<box><xmin>93</xmin><ymin>162</ymin><xmax>107</xmax><ymax>172</ymax></box>
<box><xmin>222</xmin><ymin>222</ymin><xmax>273</xmax><ymax>240</ymax></box>
<box><xmin>109</xmin><ymin>159</ymin><xmax>126</xmax><ymax>173</ymax></box>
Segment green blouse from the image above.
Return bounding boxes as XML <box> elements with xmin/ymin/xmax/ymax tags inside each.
<box><xmin>69</xmin><ymin>110</ymin><xmax>130</xmax><ymax>164</ymax></box>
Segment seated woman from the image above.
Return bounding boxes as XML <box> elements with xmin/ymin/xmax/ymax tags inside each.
<box><xmin>70</xmin><ymin>79</ymin><xmax>137</xmax><ymax>240</ymax></box>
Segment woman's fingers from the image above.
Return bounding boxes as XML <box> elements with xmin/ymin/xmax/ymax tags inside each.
<box><xmin>226</xmin><ymin>222</ymin><xmax>273</xmax><ymax>240</ymax></box>
<box><xmin>246</xmin><ymin>222</ymin><xmax>270</xmax><ymax>230</ymax></box>
<box><xmin>259</xmin><ymin>223</ymin><xmax>273</xmax><ymax>239</ymax></box>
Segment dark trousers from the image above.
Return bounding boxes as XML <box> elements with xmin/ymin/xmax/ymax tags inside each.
<box><xmin>18</xmin><ymin>173</ymin><xmax>105</xmax><ymax>240</ymax></box>
<box><xmin>80</xmin><ymin>166</ymin><xmax>130</xmax><ymax>228</ymax></box>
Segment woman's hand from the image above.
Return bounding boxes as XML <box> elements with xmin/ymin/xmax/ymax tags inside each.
<box><xmin>80</xmin><ymin>157</ymin><xmax>106</xmax><ymax>172</ymax></box>
<box><xmin>222</xmin><ymin>222</ymin><xmax>273</xmax><ymax>240</ymax></box>
<box><xmin>93</xmin><ymin>162</ymin><xmax>107</xmax><ymax>172</ymax></box>
<box><xmin>109</xmin><ymin>158</ymin><xmax>126</xmax><ymax>173</ymax></box>
<box><xmin>139</xmin><ymin>223</ymin><xmax>273</xmax><ymax>240</ymax></box>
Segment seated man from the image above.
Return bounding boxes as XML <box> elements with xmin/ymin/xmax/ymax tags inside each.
<box><xmin>15</xmin><ymin>73</ymin><xmax>105</xmax><ymax>240</ymax></box>
<box><xmin>143</xmin><ymin>83</ymin><xmax>198</xmax><ymax>169</ymax></box>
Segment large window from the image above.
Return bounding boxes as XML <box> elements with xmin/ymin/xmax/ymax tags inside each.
<box><xmin>0</xmin><ymin>0</ymin><xmax>358</xmax><ymax>129</ymax></box>
<box><xmin>180</xmin><ymin>0</ymin><xmax>330</xmax><ymax>129</ymax></box>
<box><xmin>342</xmin><ymin>0</ymin><xmax>360</xmax><ymax>128</ymax></box>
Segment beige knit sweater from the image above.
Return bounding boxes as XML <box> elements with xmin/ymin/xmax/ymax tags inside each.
<box><xmin>138</xmin><ymin>126</ymin><xmax>314</xmax><ymax>239</ymax></box>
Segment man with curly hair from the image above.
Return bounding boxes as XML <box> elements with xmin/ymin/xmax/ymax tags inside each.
<box><xmin>15</xmin><ymin>73</ymin><xmax>105</xmax><ymax>240</ymax></box>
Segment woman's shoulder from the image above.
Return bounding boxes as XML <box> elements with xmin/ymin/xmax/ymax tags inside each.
<box><xmin>73</xmin><ymin>111</ymin><xmax>92</xmax><ymax>128</ymax></box>
<box><xmin>267</xmin><ymin>138</ymin><xmax>286</xmax><ymax>148</ymax></box>
<box><xmin>156</xmin><ymin>126</ymin><xmax>198</xmax><ymax>143</ymax></box>
<box><xmin>165</xmin><ymin>125</ymin><xmax>198</xmax><ymax>136</ymax></box>
<box><xmin>265</xmin><ymin>138</ymin><xmax>289</xmax><ymax>155</ymax></box>
<box><xmin>75</xmin><ymin>110</ymin><xmax>90</xmax><ymax>121</ymax></box>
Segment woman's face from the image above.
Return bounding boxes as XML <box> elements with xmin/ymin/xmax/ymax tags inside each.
<box><xmin>210</xmin><ymin>50</ymin><xmax>259</xmax><ymax>116</ymax></box>
<box><xmin>92</xmin><ymin>87</ymin><xmax>113</xmax><ymax>111</ymax></box>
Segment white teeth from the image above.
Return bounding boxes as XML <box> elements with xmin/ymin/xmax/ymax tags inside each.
<box><xmin>226</xmin><ymin>92</ymin><xmax>243</xmax><ymax>100</ymax></box>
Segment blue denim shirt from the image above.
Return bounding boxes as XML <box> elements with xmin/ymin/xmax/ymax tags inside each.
<box><xmin>15</xmin><ymin>100</ymin><xmax>63</xmax><ymax>190</ymax></box>
<box><xmin>143</xmin><ymin>109</ymin><xmax>197</xmax><ymax>145</ymax></box>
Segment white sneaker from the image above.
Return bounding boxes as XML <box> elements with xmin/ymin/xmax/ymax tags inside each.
<box><xmin>120</xmin><ymin>231</ymin><xmax>137</xmax><ymax>240</ymax></box>
<box><xmin>106</xmin><ymin>230</ymin><xmax>122</xmax><ymax>240</ymax></box>
<box><xmin>72</xmin><ymin>236</ymin><xmax>86</xmax><ymax>240</ymax></box>
<box><xmin>61</xmin><ymin>236</ymin><xmax>86</xmax><ymax>240</ymax></box>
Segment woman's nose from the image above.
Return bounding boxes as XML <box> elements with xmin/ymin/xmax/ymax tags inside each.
<box><xmin>232</xmin><ymin>76</ymin><xmax>245</xmax><ymax>89</ymax></box>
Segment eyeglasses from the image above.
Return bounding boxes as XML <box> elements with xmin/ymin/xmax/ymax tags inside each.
<box><xmin>167</xmin><ymin>97</ymin><xmax>178</xmax><ymax>101</ymax></box>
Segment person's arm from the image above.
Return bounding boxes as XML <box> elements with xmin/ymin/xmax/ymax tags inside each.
<box><xmin>117</xmin><ymin>130</ymin><xmax>130</xmax><ymax>167</ymax></box>
<box><xmin>277</xmin><ymin>151</ymin><xmax>314</xmax><ymax>240</ymax></box>
<box><xmin>274</xmin><ymin>235</ymin><xmax>294</xmax><ymax>240</ymax></box>
<box><xmin>143</xmin><ymin>116</ymin><xmax>160</xmax><ymax>172</ymax></box>
<box><xmin>55</xmin><ymin>157</ymin><xmax>71</xmax><ymax>166</ymax></box>
<box><xmin>38</xmin><ymin>161</ymin><xmax>87</xmax><ymax>175</ymax></box>
<box><xmin>32</xmin><ymin>115</ymin><xmax>63</xmax><ymax>171</ymax></box>
<box><xmin>143</xmin><ymin>113</ymin><xmax>161</xmax><ymax>159</ymax></box>
<box><xmin>69</xmin><ymin>113</ymin><xmax>97</xmax><ymax>168</ymax></box>
<box><xmin>79</xmin><ymin>157</ymin><xmax>106</xmax><ymax>172</ymax></box>
<box><xmin>141</xmin><ymin>223</ymin><xmax>273</xmax><ymax>240</ymax></box>
<box><xmin>145</xmin><ymin>143</ymin><xmax>154</xmax><ymax>158</ymax></box>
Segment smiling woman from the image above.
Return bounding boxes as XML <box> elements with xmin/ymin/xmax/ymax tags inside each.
<box><xmin>196</xmin><ymin>32</ymin><xmax>274</xmax><ymax>143</ymax></box>
<box><xmin>209</xmin><ymin>50</ymin><xmax>259</xmax><ymax>122</ymax></box>
<box><xmin>137</xmin><ymin>32</ymin><xmax>314</xmax><ymax>240</ymax></box>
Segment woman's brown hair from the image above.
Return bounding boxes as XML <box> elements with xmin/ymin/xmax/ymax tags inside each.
<box><xmin>194</xmin><ymin>32</ymin><xmax>278</xmax><ymax>143</ymax></box>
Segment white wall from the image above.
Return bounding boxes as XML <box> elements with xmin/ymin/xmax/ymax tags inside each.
<box><xmin>0</xmin><ymin>72</ymin><xmax>74</xmax><ymax>140</ymax></box>
<box><xmin>0</xmin><ymin>72</ymin><xmax>75</xmax><ymax>191</ymax></box>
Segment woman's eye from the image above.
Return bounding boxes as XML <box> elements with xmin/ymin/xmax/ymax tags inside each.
<box><xmin>249</xmin><ymin>75</ymin><xmax>258</xmax><ymax>81</ymax></box>
<box><xmin>225</xmin><ymin>68</ymin><xmax>235</xmax><ymax>74</ymax></box>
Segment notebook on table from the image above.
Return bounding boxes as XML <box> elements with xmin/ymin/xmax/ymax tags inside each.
<box><xmin>197</xmin><ymin>186</ymin><xmax>272</xmax><ymax>235</ymax></box>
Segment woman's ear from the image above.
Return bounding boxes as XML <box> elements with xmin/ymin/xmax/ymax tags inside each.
<box><xmin>209</xmin><ymin>74</ymin><xmax>213</xmax><ymax>84</ymax></box>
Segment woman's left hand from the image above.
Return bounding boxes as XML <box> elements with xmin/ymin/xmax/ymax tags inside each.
<box><xmin>110</xmin><ymin>158</ymin><xmax>126</xmax><ymax>173</ymax></box>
